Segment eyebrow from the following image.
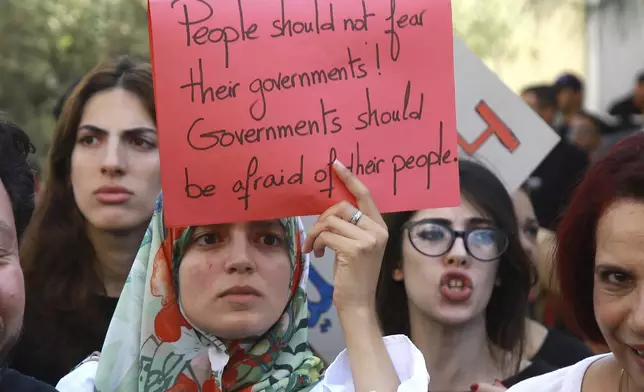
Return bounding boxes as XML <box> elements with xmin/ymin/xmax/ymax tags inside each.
<box><xmin>197</xmin><ymin>219</ymin><xmax>284</xmax><ymax>231</ymax></box>
<box><xmin>467</xmin><ymin>217</ymin><xmax>494</xmax><ymax>226</ymax></box>
<box><xmin>417</xmin><ymin>217</ymin><xmax>494</xmax><ymax>227</ymax></box>
<box><xmin>78</xmin><ymin>124</ymin><xmax>157</xmax><ymax>135</ymax></box>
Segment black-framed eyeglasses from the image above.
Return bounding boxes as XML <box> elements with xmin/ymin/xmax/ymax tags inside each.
<box><xmin>402</xmin><ymin>219</ymin><xmax>509</xmax><ymax>261</ymax></box>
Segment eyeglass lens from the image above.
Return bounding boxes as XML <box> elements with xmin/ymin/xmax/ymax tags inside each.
<box><xmin>408</xmin><ymin>221</ymin><xmax>506</xmax><ymax>261</ymax></box>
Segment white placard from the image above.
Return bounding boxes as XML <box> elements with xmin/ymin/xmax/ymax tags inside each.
<box><xmin>454</xmin><ymin>36</ymin><xmax>560</xmax><ymax>191</ymax></box>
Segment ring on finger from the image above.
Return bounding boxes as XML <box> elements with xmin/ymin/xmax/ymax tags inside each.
<box><xmin>348</xmin><ymin>209</ymin><xmax>364</xmax><ymax>226</ymax></box>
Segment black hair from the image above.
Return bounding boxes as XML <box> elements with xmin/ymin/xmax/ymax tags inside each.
<box><xmin>554</xmin><ymin>73</ymin><xmax>584</xmax><ymax>93</ymax></box>
<box><xmin>376</xmin><ymin>160</ymin><xmax>534</xmax><ymax>370</ymax></box>
<box><xmin>0</xmin><ymin>114</ymin><xmax>36</xmax><ymax>241</ymax></box>
<box><xmin>521</xmin><ymin>84</ymin><xmax>557</xmax><ymax>110</ymax></box>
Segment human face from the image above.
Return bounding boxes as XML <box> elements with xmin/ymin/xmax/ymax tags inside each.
<box><xmin>569</xmin><ymin>115</ymin><xmax>601</xmax><ymax>155</ymax></box>
<box><xmin>395</xmin><ymin>199</ymin><xmax>503</xmax><ymax>326</ymax></box>
<box><xmin>178</xmin><ymin>220</ymin><xmax>292</xmax><ymax>339</ymax></box>
<box><xmin>557</xmin><ymin>88</ymin><xmax>582</xmax><ymax>113</ymax></box>
<box><xmin>0</xmin><ymin>180</ymin><xmax>25</xmax><ymax>366</ymax></box>
<box><xmin>521</xmin><ymin>92</ymin><xmax>554</xmax><ymax>126</ymax></box>
<box><xmin>594</xmin><ymin>199</ymin><xmax>644</xmax><ymax>386</ymax></box>
<box><xmin>512</xmin><ymin>190</ymin><xmax>539</xmax><ymax>268</ymax></box>
<box><xmin>70</xmin><ymin>87</ymin><xmax>160</xmax><ymax>232</ymax></box>
<box><xmin>634</xmin><ymin>81</ymin><xmax>644</xmax><ymax>108</ymax></box>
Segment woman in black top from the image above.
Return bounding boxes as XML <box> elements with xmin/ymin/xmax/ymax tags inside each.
<box><xmin>513</xmin><ymin>188</ymin><xmax>594</xmax><ymax>369</ymax></box>
<box><xmin>10</xmin><ymin>57</ymin><xmax>162</xmax><ymax>385</ymax></box>
<box><xmin>376</xmin><ymin>160</ymin><xmax>552</xmax><ymax>390</ymax></box>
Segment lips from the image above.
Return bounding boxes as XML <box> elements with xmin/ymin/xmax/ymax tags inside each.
<box><xmin>94</xmin><ymin>185</ymin><xmax>133</xmax><ymax>204</ymax></box>
<box><xmin>627</xmin><ymin>344</ymin><xmax>644</xmax><ymax>371</ymax></box>
<box><xmin>439</xmin><ymin>271</ymin><xmax>473</xmax><ymax>303</ymax></box>
<box><xmin>218</xmin><ymin>286</ymin><xmax>261</xmax><ymax>298</ymax></box>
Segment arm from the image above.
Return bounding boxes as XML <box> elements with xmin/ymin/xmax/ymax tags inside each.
<box><xmin>304</xmin><ymin>160</ymin><xmax>428</xmax><ymax>392</ymax></box>
<box><xmin>338</xmin><ymin>307</ymin><xmax>401</xmax><ymax>392</ymax></box>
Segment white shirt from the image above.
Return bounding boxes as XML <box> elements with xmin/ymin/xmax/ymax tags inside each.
<box><xmin>507</xmin><ymin>354</ymin><xmax>610</xmax><ymax>392</ymax></box>
<box><xmin>56</xmin><ymin>335</ymin><xmax>429</xmax><ymax>392</ymax></box>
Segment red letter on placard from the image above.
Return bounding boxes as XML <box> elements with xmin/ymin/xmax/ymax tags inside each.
<box><xmin>458</xmin><ymin>100</ymin><xmax>520</xmax><ymax>155</ymax></box>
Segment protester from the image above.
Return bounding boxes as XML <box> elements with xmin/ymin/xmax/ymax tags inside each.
<box><xmin>11</xmin><ymin>56</ymin><xmax>162</xmax><ymax>384</ymax></box>
<box><xmin>553</xmin><ymin>73</ymin><xmax>584</xmax><ymax>134</ymax></box>
<box><xmin>56</xmin><ymin>160</ymin><xmax>428</xmax><ymax>391</ymax></box>
<box><xmin>508</xmin><ymin>133</ymin><xmax>644</xmax><ymax>391</ymax></box>
<box><xmin>520</xmin><ymin>84</ymin><xmax>588</xmax><ymax>230</ymax></box>
<box><xmin>512</xmin><ymin>187</ymin><xmax>593</xmax><ymax>369</ymax></box>
<box><xmin>376</xmin><ymin>160</ymin><xmax>554</xmax><ymax>391</ymax></box>
<box><xmin>568</xmin><ymin>111</ymin><xmax>603</xmax><ymax>159</ymax></box>
<box><xmin>608</xmin><ymin>70</ymin><xmax>644</xmax><ymax>129</ymax></box>
<box><xmin>0</xmin><ymin>115</ymin><xmax>55</xmax><ymax>391</ymax></box>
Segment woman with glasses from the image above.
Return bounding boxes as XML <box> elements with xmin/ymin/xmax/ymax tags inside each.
<box><xmin>376</xmin><ymin>160</ymin><xmax>554</xmax><ymax>391</ymax></box>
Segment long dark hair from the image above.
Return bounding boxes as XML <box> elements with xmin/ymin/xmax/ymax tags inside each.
<box><xmin>376</xmin><ymin>160</ymin><xmax>534</xmax><ymax>367</ymax></box>
<box><xmin>18</xmin><ymin>57</ymin><xmax>154</xmax><ymax>366</ymax></box>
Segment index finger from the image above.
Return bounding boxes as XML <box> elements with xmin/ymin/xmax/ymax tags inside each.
<box><xmin>332</xmin><ymin>159</ymin><xmax>385</xmax><ymax>228</ymax></box>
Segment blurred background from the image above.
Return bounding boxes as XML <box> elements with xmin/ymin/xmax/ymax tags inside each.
<box><xmin>0</xmin><ymin>0</ymin><xmax>641</xmax><ymax>164</ymax></box>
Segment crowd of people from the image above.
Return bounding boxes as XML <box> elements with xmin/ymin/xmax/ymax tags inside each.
<box><xmin>1</xmin><ymin>54</ymin><xmax>644</xmax><ymax>392</ymax></box>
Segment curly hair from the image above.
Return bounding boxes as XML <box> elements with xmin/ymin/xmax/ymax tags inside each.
<box><xmin>0</xmin><ymin>114</ymin><xmax>36</xmax><ymax>240</ymax></box>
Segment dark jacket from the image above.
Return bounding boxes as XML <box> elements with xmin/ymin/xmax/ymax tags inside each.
<box><xmin>528</xmin><ymin>140</ymin><xmax>588</xmax><ymax>230</ymax></box>
<box><xmin>0</xmin><ymin>369</ymin><xmax>58</xmax><ymax>392</ymax></box>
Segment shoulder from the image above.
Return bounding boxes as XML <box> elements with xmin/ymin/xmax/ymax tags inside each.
<box><xmin>0</xmin><ymin>369</ymin><xmax>58</xmax><ymax>392</ymax></box>
<box><xmin>508</xmin><ymin>354</ymin><xmax>610</xmax><ymax>392</ymax></box>
<box><xmin>55</xmin><ymin>357</ymin><xmax>99</xmax><ymax>392</ymax></box>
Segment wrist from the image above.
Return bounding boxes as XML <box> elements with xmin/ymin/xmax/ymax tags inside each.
<box><xmin>337</xmin><ymin>304</ymin><xmax>380</xmax><ymax>329</ymax></box>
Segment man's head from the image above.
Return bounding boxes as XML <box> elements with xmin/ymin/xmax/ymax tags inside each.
<box><xmin>554</xmin><ymin>73</ymin><xmax>584</xmax><ymax>115</ymax></box>
<box><xmin>0</xmin><ymin>115</ymin><xmax>35</xmax><ymax>366</ymax></box>
<box><xmin>634</xmin><ymin>71</ymin><xmax>644</xmax><ymax>107</ymax></box>
<box><xmin>521</xmin><ymin>84</ymin><xmax>558</xmax><ymax>126</ymax></box>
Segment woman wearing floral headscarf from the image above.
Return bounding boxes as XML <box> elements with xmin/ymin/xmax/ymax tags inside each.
<box><xmin>56</xmin><ymin>160</ymin><xmax>428</xmax><ymax>392</ymax></box>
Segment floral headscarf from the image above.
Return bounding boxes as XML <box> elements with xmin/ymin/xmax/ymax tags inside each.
<box><xmin>93</xmin><ymin>194</ymin><xmax>324</xmax><ymax>391</ymax></box>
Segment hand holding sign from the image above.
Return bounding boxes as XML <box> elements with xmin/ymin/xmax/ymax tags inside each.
<box><xmin>303</xmin><ymin>160</ymin><xmax>388</xmax><ymax>312</ymax></box>
<box><xmin>149</xmin><ymin>0</ymin><xmax>459</xmax><ymax>227</ymax></box>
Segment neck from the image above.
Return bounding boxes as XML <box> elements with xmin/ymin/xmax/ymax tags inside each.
<box><xmin>87</xmin><ymin>224</ymin><xmax>147</xmax><ymax>298</ymax></box>
<box><xmin>409</xmin><ymin>302</ymin><xmax>507</xmax><ymax>391</ymax></box>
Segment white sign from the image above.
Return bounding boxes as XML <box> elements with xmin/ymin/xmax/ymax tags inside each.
<box><xmin>305</xmin><ymin>36</ymin><xmax>561</xmax><ymax>363</ymax></box>
<box><xmin>454</xmin><ymin>36</ymin><xmax>560</xmax><ymax>191</ymax></box>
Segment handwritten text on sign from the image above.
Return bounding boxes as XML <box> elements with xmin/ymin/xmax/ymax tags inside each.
<box><xmin>149</xmin><ymin>0</ymin><xmax>459</xmax><ymax>226</ymax></box>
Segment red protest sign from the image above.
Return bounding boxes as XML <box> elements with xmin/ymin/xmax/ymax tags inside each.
<box><xmin>149</xmin><ymin>0</ymin><xmax>459</xmax><ymax>227</ymax></box>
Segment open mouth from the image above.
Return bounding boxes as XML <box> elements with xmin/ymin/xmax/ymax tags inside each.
<box><xmin>630</xmin><ymin>346</ymin><xmax>644</xmax><ymax>357</ymax></box>
<box><xmin>439</xmin><ymin>272</ymin><xmax>473</xmax><ymax>302</ymax></box>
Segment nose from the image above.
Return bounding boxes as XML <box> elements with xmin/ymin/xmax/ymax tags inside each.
<box><xmin>223</xmin><ymin>227</ymin><xmax>256</xmax><ymax>275</ymax></box>
<box><xmin>100</xmin><ymin>138</ymin><xmax>127</xmax><ymax>177</ymax></box>
<box><xmin>443</xmin><ymin>236</ymin><xmax>470</xmax><ymax>268</ymax></box>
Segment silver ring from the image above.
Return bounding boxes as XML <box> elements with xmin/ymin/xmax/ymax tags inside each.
<box><xmin>348</xmin><ymin>209</ymin><xmax>364</xmax><ymax>226</ymax></box>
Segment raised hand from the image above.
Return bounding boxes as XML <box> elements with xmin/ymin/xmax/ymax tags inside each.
<box><xmin>302</xmin><ymin>160</ymin><xmax>388</xmax><ymax>313</ymax></box>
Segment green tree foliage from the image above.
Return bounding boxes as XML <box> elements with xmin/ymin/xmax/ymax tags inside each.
<box><xmin>0</xmin><ymin>0</ymin><xmax>626</xmax><ymax>160</ymax></box>
<box><xmin>0</xmin><ymin>0</ymin><xmax>149</xmax><ymax>158</ymax></box>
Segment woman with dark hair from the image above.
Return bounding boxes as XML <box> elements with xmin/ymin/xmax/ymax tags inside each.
<box><xmin>10</xmin><ymin>56</ymin><xmax>162</xmax><ymax>384</ymax></box>
<box><xmin>512</xmin><ymin>187</ymin><xmax>593</xmax><ymax>370</ymax></box>
<box><xmin>377</xmin><ymin>160</ymin><xmax>553</xmax><ymax>391</ymax></box>
<box><xmin>507</xmin><ymin>135</ymin><xmax>644</xmax><ymax>391</ymax></box>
